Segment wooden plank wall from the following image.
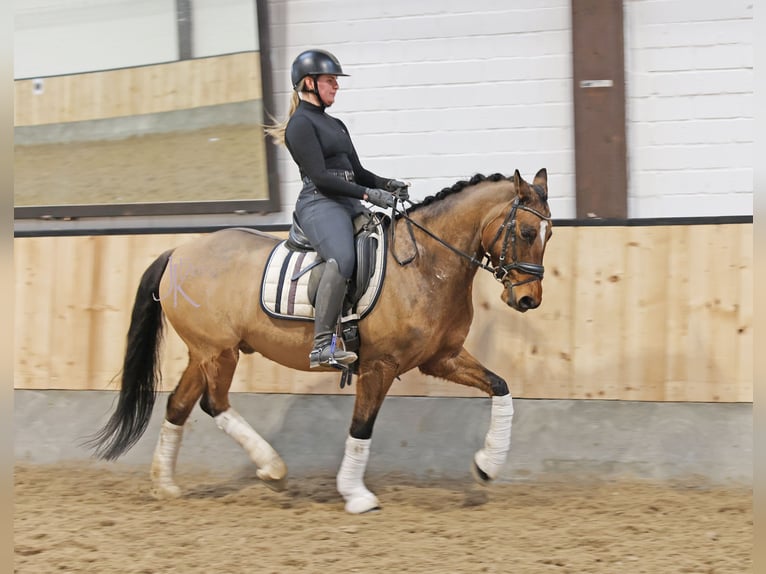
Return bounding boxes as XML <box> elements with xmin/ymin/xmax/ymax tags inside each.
<box><xmin>14</xmin><ymin>52</ymin><xmax>262</xmax><ymax>126</ymax></box>
<box><xmin>13</xmin><ymin>224</ymin><xmax>752</xmax><ymax>402</ymax></box>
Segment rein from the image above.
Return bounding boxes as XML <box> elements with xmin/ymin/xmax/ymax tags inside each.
<box><xmin>390</xmin><ymin>197</ymin><xmax>551</xmax><ymax>287</ymax></box>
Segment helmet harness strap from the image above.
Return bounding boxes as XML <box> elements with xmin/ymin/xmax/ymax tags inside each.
<box><xmin>311</xmin><ymin>75</ymin><xmax>326</xmax><ymax>108</ymax></box>
<box><xmin>298</xmin><ymin>75</ymin><xmax>327</xmax><ymax>109</ymax></box>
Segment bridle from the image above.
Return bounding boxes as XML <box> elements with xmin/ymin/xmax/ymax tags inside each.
<box><xmin>482</xmin><ymin>196</ymin><xmax>551</xmax><ymax>287</ymax></box>
<box><xmin>391</xmin><ymin>196</ymin><xmax>551</xmax><ymax>287</ymax></box>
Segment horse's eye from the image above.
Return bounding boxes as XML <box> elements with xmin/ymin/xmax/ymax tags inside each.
<box><xmin>521</xmin><ymin>227</ymin><xmax>536</xmax><ymax>243</ymax></box>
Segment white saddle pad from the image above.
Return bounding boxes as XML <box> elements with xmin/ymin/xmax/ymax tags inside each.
<box><xmin>260</xmin><ymin>229</ymin><xmax>387</xmax><ymax>322</ymax></box>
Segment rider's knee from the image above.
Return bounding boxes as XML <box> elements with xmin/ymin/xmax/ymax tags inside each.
<box><xmin>327</xmin><ymin>256</ymin><xmax>354</xmax><ymax>280</ymax></box>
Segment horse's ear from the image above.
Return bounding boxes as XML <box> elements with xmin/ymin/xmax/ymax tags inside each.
<box><xmin>513</xmin><ymin>169</ymin><xmax>525</xmax><ymax>193</ymax></box>
<box><xmin>533</xmin><ymin>168</ymin><xmax>548</xmax><ymax>200</ymax></box>
<box><xmin>514</xmin><ymin>169</ymin><xmax>534</xmax><ymax>202</ymax></box>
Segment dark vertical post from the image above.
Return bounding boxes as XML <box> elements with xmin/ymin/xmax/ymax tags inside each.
<box><xmin>255</xmin><ymin>0</ymin><xmax>281</xmax><ymax>210</ymax></box>
<box><xmin>571</xmin><ymin>0</ymin><xmax>628</xmax><ymax>219</ymax></box>
<box><xmin>176</xmin><ymin>0</ymin><xmax>193</xmax><ymax>60</ymax></box>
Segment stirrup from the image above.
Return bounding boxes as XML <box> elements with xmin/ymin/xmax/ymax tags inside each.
<box><xmin>309</xmin><ymin>348</ymin><xmax>357</xmax><ymax>369</ymax></box>
<box><xmin>309</xmin><ymin>335</ymin><xmax>357</xmax><ymax>369</ymax></box>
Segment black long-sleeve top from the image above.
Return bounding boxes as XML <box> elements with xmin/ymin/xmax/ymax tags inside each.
<box><xmin>284</xmin><ymin>100</ymin><xmax>389</xmax><ymax>198</ymax></box>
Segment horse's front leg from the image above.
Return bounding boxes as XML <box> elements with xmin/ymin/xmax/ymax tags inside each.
<box><xmin>419</xmin><ymin>347</ymin><xmax>514</xmax><ymax>484</ymax></box>
<box><xmin>337</xmin><ymin>360</ymin><xmax>397</xmax><ymax>514</ymax></box>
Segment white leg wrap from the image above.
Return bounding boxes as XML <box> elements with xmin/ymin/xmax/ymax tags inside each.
<box><xmin>214</xmin><ymin>408</ymin><xmax>287</xmax><ymax>481</ymax></box>
<box><xmin>474</xmin><ymin>394</ymin><xmax>514</xmax><ymax>480</ymax></box>
<box><xmin>336</xmin><ymin>436</ymin><xmax>380</xmax><ymax>514</ymax></box>
<box><xmin>150</xmin><ymin>419</ymin><xmax>184</xmax><ymax>499</ymax></box>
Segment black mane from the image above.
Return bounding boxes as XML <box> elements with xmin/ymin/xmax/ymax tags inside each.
<box><xmin>398</xmin><ymin>173</ymin><xmax>509</xmax><ymax>218</ymax></box>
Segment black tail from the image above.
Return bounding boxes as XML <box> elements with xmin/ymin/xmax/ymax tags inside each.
<box><xmin>86</xmin><ymin>249</ymin><xmax>174</xmax><ymax>460</ymax></box>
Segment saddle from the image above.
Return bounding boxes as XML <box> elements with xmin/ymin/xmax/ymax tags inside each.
<box><xmin>260</xmin><ymin>211</ymin><xmax>388</xmax><ymax>379</ymax></box>
<box><xmin>284</xmin><ymin>211</ymin><xmax>384</xmax><ymax>309</ymax></box>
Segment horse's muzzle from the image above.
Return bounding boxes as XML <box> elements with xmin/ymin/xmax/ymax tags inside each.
<box><xmin>516</xmin><ymin>295</ymin><xmax>540</xmax><ymax>311</ymax></box>
<box><xmin>503</xmin><ymin>281</ymin><xmax>541</xmax><ymax>313</ymax></box>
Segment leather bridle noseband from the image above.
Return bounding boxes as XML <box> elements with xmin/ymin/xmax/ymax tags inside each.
<box><xmin>391</xmin><ymin>196</ymin><xmax>551</xmax><ymax>287</ymax></box>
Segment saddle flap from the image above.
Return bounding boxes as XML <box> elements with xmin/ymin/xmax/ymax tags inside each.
<box><xmin>350</xmin><ymin>231</ymin><xmax>378</xmax><ymax>303</ymax></box>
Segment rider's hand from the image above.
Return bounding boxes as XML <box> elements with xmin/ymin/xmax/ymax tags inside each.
<box><xmin>386</xmin><ymin>179</ymin><xmax>408</xmax><ymax>192</ymax></box>
<box><xmin>364</xmin><ymin>188</ymin><xmax>396</xmax><ymax>209</ymax></box>
<box><xmin>386</xmin><ymin>179</ymin><xmax>410</xmax><ymax>201</ymax></box>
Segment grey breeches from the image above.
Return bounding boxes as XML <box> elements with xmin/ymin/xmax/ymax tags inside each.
<box><xmin>294</xmin><ymin>189</ymin><xmax>363</xmax><ymax>279</ymax></box>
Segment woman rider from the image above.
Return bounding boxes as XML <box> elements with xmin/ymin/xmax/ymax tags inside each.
<box><xmin>266</xmin><ymin>49</ymin><xmax>408</xmax><ymax>369</ymax></box>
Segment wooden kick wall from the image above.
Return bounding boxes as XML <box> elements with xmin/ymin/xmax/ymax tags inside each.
<box><xmin>13</xmin><ymin>223</ymin><xmax>752</xmax><ymax>402</ymax></box>
<box><xmin>14</xmin><ymin>52</ymin><xmax>262</xmax><ymax>126</ymax></box>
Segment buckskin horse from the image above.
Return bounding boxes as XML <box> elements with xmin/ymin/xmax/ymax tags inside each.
<box><xmin>88</xmin><ymin>169</ymin><xmax>553</xmax><ymax>513</ymax></box>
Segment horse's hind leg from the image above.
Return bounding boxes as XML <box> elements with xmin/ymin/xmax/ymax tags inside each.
<box><xmin>151</xmin><ymin>358</ymin><xmax>207</xmax><ymax>499</ymax></box>
<box><xmin>198</xmin><ymin>348</ymin><xmax>287</xmax><ymax>484</ymax></box>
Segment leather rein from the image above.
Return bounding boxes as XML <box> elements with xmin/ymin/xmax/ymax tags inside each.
<box><xmin>390</xmin><ymin>196</ymin><xmax>551</xmax><ymax>288</ymax></box>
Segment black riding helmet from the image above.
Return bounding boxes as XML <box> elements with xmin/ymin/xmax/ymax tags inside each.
<box><xmin>291</xmin><ymin>49</ymin><xmax>349</xmax><ymax>107</ymax></box>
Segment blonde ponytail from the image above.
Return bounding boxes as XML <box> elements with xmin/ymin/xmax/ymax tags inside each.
<box><xmin>264</xmin><ymin>80</ymin><xmax>305</xmax><ymax>146</ymax></box>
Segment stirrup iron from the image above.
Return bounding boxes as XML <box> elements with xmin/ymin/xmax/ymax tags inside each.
<box><xmin>309</xmin><ymin>333</ymin><xmax>357</xmax><ymax>369</ymax></box>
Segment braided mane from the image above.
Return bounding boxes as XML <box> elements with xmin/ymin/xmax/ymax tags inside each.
<box><xmin>401</xmin><ymin>173</ymin><xmax>509</xmax><ymax>217</ymax></box>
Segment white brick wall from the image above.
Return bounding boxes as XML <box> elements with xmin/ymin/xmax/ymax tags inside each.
<box><xmin>624</xmin><ymin>0</ymin><xmax>754</xmax><ymax>217</ymax></box>
<box><xmin>270</xmin><ymin>0</ymin><xmax>753</xmax><ymax>220</ymax></box>
<box><xmin>266</xmin><ymin>0</ymin><xmax>577</xmax><ymax>218</ymax></box>
<box><xmin>14</xmin><ymin>1</ymin><xmax>754</xmax><ymax>221</ymax></box>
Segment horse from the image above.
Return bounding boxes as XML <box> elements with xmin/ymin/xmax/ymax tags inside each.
<box><xmin>88</xmin><ymin>169</ymin><xmax>553</xmax><ymax>514</ymax></box>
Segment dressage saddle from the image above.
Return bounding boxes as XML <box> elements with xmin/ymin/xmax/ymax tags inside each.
<box><xmin>286</xmin><ymin>210</ymin><xmax>382</xmax><ymax>311</ymax></box>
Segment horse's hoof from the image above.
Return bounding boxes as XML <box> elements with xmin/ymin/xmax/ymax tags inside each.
<box><xmin>260</xmin><ymin>476</ymin><xmax>288</xmax><ymax>492</ymax></box>
<box><xmin>151</xmin><ymin>484</ymin><xmax>182</xmax><ymax>500</ymax></box>
<box><xmin>256</xmin><ymin>458</ymin><xmax>287</xmax><ymax>482</ymax></box>
<box><xmin>471</xmin><ymin>461</ymin><xmax>492</xmax><ymax>485</ymax></box>
<box><xmin>344</xmin><ymin>493</ymin><xmax>381</xmax><ymax>514</ymax></box>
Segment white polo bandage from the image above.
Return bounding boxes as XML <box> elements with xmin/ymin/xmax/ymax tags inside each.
<box><xmin>474</xmin><ymin>394</ymin><xmax>514</xmax><ymax>480</ymax></box>
<box><xmin>151</xmin><ymin>419</ymin><xmax>184</xmax><ymax>487</ymax></box>
<box><xmin>214</xmin><ymin>408</ymin><xmax>279</xmax><ymax>468</ymax></box>
<box><xmin>336</xmin><ymin>435</ymin><xmax>373</xmax><ymax>499</ymax></box>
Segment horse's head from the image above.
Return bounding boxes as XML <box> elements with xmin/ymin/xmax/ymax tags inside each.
<box><xmin>481</xmin><ymin>168</ymin><xmax>552</xmax><ymax>313</ymax></box>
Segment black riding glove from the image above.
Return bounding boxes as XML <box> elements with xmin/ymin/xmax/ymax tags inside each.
<box><xmin>386</xmin><ymin>179</ymin><xmax>410</xmax><ymax>201</ymax></box>
<box><xmin>365</xmin><ymin>188</ymin><xmax>396</xmax><ymax>208</ymax></box>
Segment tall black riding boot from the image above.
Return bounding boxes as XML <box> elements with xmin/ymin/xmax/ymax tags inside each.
<box><xmin>309</xmin><ymin>259</ymin><xmax>358</xmax><ymax>368</ymax></box>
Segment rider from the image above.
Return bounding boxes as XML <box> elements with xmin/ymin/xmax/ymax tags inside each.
<box><xmin>266</xmin><ymin>48</ymin><xmax>409</xmax><ymax>369</ymax></box>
